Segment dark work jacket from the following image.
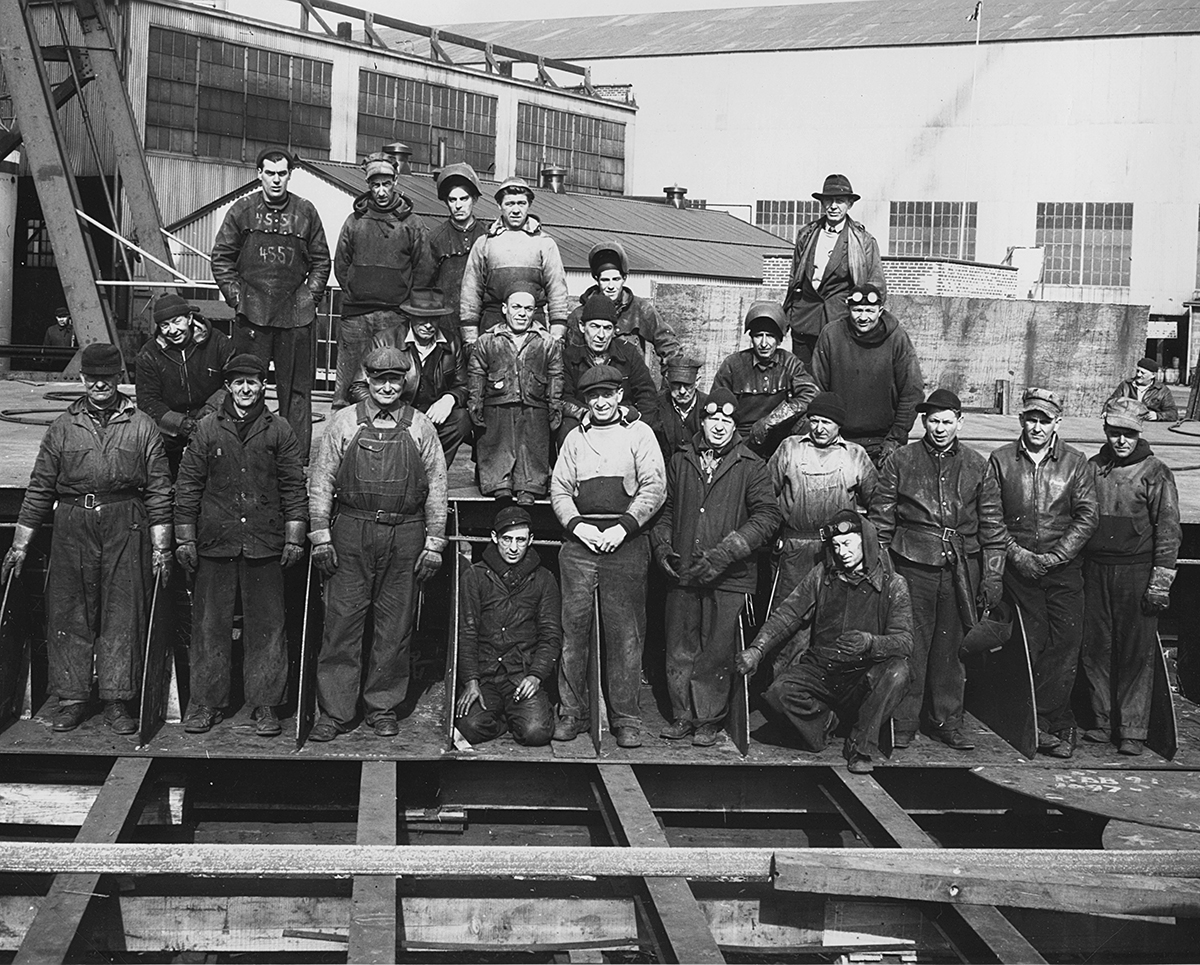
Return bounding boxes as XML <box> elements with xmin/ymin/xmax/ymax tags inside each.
<box><xmin>655</xmin><ymin>388</ymin><xmax>708</xmax><ymax>458</ymax></box>
<box><xmin>429</xmin><ymin>217</ymin><xmax>490</xmax><ymax>332</ymax></box>
<box><xmin>987</xmin><ymin>435</ymin><xmax>1098</xmax><ymax>563</ymax></box>
<box><xmin>710</xmin><ymin>347</ymin><xmax>817</xmax><ymax>436</ymax></box>
<box><xmin>561</xmin><ymin>338</ymin><xmax>660</xmax><ymax>432</ymax></box>
<box><xmin>870</xmin><ymin>437</ymin><xmax>1006</xmax><ymax>572</ymax></box>
<box><xmin>174</xmin><ymin>405</ymin><xmax>309</xmax><ymax>559</ymax></box>
<box><xmin>458</xmin><ymin>545</ymin><xmax>562</xmax><ymax>683</ymax></box>
<box><xmin>1085</xmin><ymin>442</ymin><xmax>1181</xmax><ymax>567</ymax></box>
<box><xmin>565</xmin><ymin>285</ymin><xmax>683</xmax><ymax>374</ymax></box>
<box><xmin>351</xmin><ymin>324</ymin><xmax>470</xmax><ymax>411</ymax></box>
<box><xmin>334</xmin><ymin>191</ymin><xmax>434</xmax><ymax>318</ymax></box>
<box><xmin>651</xmin><ymin>435</ymin><xmax>782</xmax><ymax>593</ymax></box>
<box><xmin>783</xmin><ymin>217</ymin><xmax>885</xmax><ymax>340</ymax></box>
<box><xmin>135</xmin><ymin>318</ymin><xmax>234</xmax><ymax>441</ymax></box>
<box><xmin>468</xmin><ymin>325</ymin><xmax>564</xmax><ymax>414</ymax></box>
<box><xmin>1107</xmin><ymin>379</ymin><xmax>1178</xmax><ymax>423</ymax></box>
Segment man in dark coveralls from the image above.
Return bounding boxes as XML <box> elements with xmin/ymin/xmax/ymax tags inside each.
<box><xmin>306</xmin><ymin>346</ymin><xmax>447</xmax><ymax>741</ymax></box>
<box><xmin>211</xmin><ymin>147</ymin><xmax>331</xmax><ymax>459</ymax></box>
<box><xmin>429</xmin><ymin>162</ymin><xmax>489</xmax><ymax>339</ymax></box>
<box><xmin>737</xmin><ymin>510</ymin><xmax>912</xmax><ymax>774</ymax></box>
<box><xmin>2</xmin><ymin>344</ymin><xmax>172</xmax><ymax>734</ymax></box>
<box><xmin>174</xmin><ymin>354</ymin><xmax>309</xmax><ymax>738</ymax></box>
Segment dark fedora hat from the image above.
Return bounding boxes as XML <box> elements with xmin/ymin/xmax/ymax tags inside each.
<box><xmin>813</xmin><ymin>173</ymin><xmax>861</xmax><ymax>202</ymax></box>
<box><xmin>916</xmin><ymin>388</ymin><xmax>963</xmax><ymax>415</ymax></box>
<box><xmin>401</xmin><ymin>288</ymin><xmax>453</xmax><ymax>317</ymax></box>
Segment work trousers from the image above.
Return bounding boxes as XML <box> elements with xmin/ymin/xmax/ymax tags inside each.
<box><xmin>191</xmin><ymin>555</ymin><xmax>288</xmax><ymax>710</ymax></box>
<box><xmin>477</xmin><ymin>403</ymin><xmax>550</xmax><ymax>497</ymax></box>
<box><xmin>893</xmin><ymin>556</ymin><xmax>977</xmax><ymax>737</ymax></box>
<box><xmin>317</xmin><ymin>515</ymin><xmax>422</xmax><ymax>726</ymax></box>
<box><xmin>765</xmin><ymin>655</ymin><xmax>909</xmax><ymax>761</ymax></box>
<box><xmin>333</xmin><ymin>310</ymin><xmax>404</xmax><ymax>409</ymax></box>
<box><xmin>558</xmin><ymin>535</ymin><xmax>648</xmax><ymax>730</ymax></box>
<box><xmin>663</xmin><ymin>586</ymin><xmax>743</xmax><ymax>726</ymax></box>
<box><xmin>1082</xmin><ymin>560</ymin><xmax>1157</xmax><ymax>741</ymax></box>
<box><xmin>1004</xmin><ymin>559</ymin><xmax>1085</xmax><ymax>734</ymax></box>
<box><xmin>455</xmin><ymin>673</ymin><xmax>554</xmax><ymax>746</ymax></box>
<box><xmin>48</xmin><ymin>499</ymin><xmax>151</xmax><ymax>702</ymax></box>
<box><xmin>773</xmin><ymin>538</ymin><xmax>823</xmax><ymax>609</ymax></box>
<box><xmin>431</xmin><ymin>405</ymin><xmax>472</xmax><ymax>468</ymax></box>
<box><xmin>234</xmin><ymin>319</ymin><xmax>314</xmax><ymax>459</ymax></box>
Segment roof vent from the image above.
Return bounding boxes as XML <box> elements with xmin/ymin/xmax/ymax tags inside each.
<box><xmin>663</xmin><ymin>183</ymin><xmax>688</xmax><ymax>209</ymax></box>
<box><xmin>383</xmin><ymin>142</ymin><xmax>412</xmax><ymax>176</ymax></box>
<box><xmin>336</xmin><ymin>21</ymin><xmax>352</xmax><ymax>41</ymax></box>
<box><xmin>540</xmin><ymin>165</ymin><xmax>567</xmax><ymax>194</ymax></box>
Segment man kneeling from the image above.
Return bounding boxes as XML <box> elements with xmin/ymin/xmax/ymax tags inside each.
<box><xmin>455</xmin><ymin>506</ymin><xmax>561</xmax><ymax>746</ymax></box>
<box><xmin>737</xmin><ymin>510</ymin><xmax>911</xmax><ymax>773</ymax></box>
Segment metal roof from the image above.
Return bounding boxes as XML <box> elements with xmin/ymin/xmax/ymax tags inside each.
<box><xmin>408</xmin><ymin>0</ymin><xmax>1200</xmax><ymax>60</ymax></box>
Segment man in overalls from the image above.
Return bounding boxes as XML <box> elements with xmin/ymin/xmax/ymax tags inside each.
<box><xmin>306</xmin><ymin>346</ymin><xmax>448</xmax><ymax>740</ymax></box>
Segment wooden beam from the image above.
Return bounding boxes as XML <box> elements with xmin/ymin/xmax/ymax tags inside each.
<box><xmin>0</xmin><ymin>782</ymin><xmax>182</xmax><ymax>826</ymax></box>
<box><xmin>820</xmin><ymin>769</ymin><xmax>1046</xmax><ymax>965</ymax></box>
<box><xmin>596</xmin><ymin>765</ymin><xmax>725</xmax><ymax>964</ymax></box>
<box><xmin>12</xmin><ymin>758</ymin><xmax>152</xmax><ymax>964</ymax></box>
<box><xmin>348</xmin><ymin>761</ymin><xmax>397</xmax><ymax>964</ymax></box>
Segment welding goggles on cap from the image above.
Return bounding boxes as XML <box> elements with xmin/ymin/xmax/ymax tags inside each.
<box><xmin>703</xmin><ymin>401</ymin><xmax>736</xmax><ymax>417</ymax></box>
<box><xmin>819</xmin><ymin>516</ymin><xmax>863</xmax><ymax>541</ymax></box>
<box><xmin>847</xmin><ymin>288</ymin><xmax>882</xmax><ymax>307</ymax></box>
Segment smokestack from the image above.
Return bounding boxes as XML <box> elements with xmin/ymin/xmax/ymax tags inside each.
<box><xmin>383</xmin><ymin>142</ymin><xmax>412</xmax><ymax>176</ymax></box>
<box><xmin>540</xmin><ymin>165</ymin><xmax>567</xmax><ymax>194</ymax></box>
<box><xmin>663</xmin><ymin>183</ymin><xmax>688</xmax><ymax>209</ymax></box>
<box><xmin>336</xmin><ymin>21</ymin><xmax>352</xmax><ymax>40</ymax></box>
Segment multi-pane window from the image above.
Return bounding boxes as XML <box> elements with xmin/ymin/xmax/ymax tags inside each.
<box><xmin>145</xmin><ymin>26</ymin><xmax>331</xmax><ymax>162</ymax></box>
<box><xmin>754</xmin><ymin>200</ymin><xmax>822</xmax><ymax>241</ymax></box>
<box><xmin>356</xmin><ymin>71</ymin><xmax>497</xmax><ymax>175</ymax></box>
<box><xmin>515</xmin><ymin>104</ymin><xmax>625</xmax><ymax>196</ymax></box>
<box><xmin>24</xmin><ymin>220</ymin><xmax>55</xmax><ymax>269</ymax></box>
<box><xmin>1036</xmin><ymin>202</ymin><xmax>1133</xmax><ymax>287</ymax></box>
<box><xmin>889</xmin><ymin>201</ymin><xmax>977</xmax><ymax>260</ymax></box>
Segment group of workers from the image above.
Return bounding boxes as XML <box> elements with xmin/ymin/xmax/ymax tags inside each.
<box><xmin>1</xmin><ymin>157</ymin><xmax>1181</xmax><ymax>771</ymax></box>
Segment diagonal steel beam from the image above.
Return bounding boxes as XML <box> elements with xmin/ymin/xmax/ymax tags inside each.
<box><xmin>349</xmin><ymin>761</ymin><xmax>398</xmax><ymax>964</ymax></box>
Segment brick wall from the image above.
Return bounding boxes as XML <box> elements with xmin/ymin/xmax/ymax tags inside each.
<box><xmin>761</xmin><ymin>255</ymin><xmax>791</xmax><ymax>287</ymax></box>
<box><xmin>883</xmin><ymin>257</ymin><xmax>1019</xmax><ymax>298</ymax></box>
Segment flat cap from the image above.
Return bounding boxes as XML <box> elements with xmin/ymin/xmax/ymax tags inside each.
<box><xmin>493</xmin><ymin>505</ymin><xmax>533</xmax><ymax>535</ymax></box>
<box><xmin>1137</xmin><ymin>357</ymin><xmax>1160</xmax><ymax>373</ymax></box>
<box><xmin>578</xmin><ymin>364</ymin><xmax>624</xmax><ymax>395</ymax></box>
<box><xmin>224</xmin><ymin>353</ymin><xmax>267</xmax><ymax>378</ymax></box>
<box><xmin>363</xmin><ymin>345</ymin><xmax>411</xmax><ymax>377</ymax></box>
<box><xmin>1020</xmin><ymin>387</ymin><xmax>1063</xmax><ymax>419</ymax></box>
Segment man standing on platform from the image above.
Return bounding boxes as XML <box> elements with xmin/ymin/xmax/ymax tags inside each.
<box><xmin>211</xmin><ymin>147</ymin><xmax>331</xmax><ymax>460</ymax></box>
<box><xmin>429</xmin><ymin>163</ymin><xmax>488</xmax><ymax>339</ymax></box>
<box><xmin>870</xmin><ymin>389</ymin><xmax>1006</xmax><ymax>751</ymax></box>
<box><xmin>987</xmin><ymin>388</ymin><xmax>1097</xmax><ymax>759</ymax></box>
<box><xmin>1081</xmin><ymin>397</ymin><xmax>1181</xmax><ymax>756</ymax></box>
<box><xmin>43</xmin><ymin>306</ymin><xmax>76</xmax><ymax>349</ymax></box>
<box><xmin>1107</xmin><ymin>358</ymin><xmax>1178</xmax><ymax>424</ymax></box>
<box><xmin>782</xmin><ymin>174</ymin><xmax>886</xmax><ymax>366</ymax></box>
<box><xmin>551</xmin><ymin>365</ymin><xmax>666</xmax><ymax>748</ymax></box>
<box><xmin>2</xmin><ymin>344</ymin><xmax>172</xmax><ymax>734</ymax></box>
<box><xmin>306</xmin><ymin>346</ymin><xmax>447</xmax><ymax>741</ymax></box>
<box><xmin>173</xmin><ymin>354</ymin><xmax>309</xmax><ymax>738</ymax></box>
<box><xmin>654</xmin><ymin>357</ymin><xmax>708</xmax><ymax>459</ymax></box>
<box><xmin>810</xmin><ymin>283</ymin><xmax>923</xmax><ymax>466</ymax></box>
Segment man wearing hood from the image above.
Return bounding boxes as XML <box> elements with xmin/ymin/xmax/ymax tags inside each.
<box><xmin>429</xmin><ymin>162</ymin><xmax>489</xmax><ymax>339</ymax></box>
<box><xmin>651</xmin><ymin>389</ymin><xmax>782</xmax><ymax>746</ymax></box>
<box><xmin>1081</xmin><ymin>398</ymin><xmax>1180</xmax><ymax>756</ymax></box>
<box><xmin>736</xmin><ymin>510</ymin><xmax>912</xmax><ymax>774</ymax></box>
<box><xmin>136</xmin><ymin>293</ymin><xmax>234</xmax><ymax>476</ymax></box>
<box><xmin>459</xmin><ymin>178</ymin><xmax>570</xmax><ymax>344</ymax></box>
<box><xmin>811</xmin><ymin>284</ymin><xmax>923</xmax><ymax>467</ymax></box>
<box><xmin>566</xmin><ymin>241</ymin><xmax>683</xmax><ymax>380</ymax></box>
<box><xmin>332</xmin><ymin>152</ymin><xmax>434</xmax><ymax>409</ymax></box>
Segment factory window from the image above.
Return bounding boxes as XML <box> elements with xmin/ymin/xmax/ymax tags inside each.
<box><xmin>515</xmin><ymin>104</ymin><xmax>625</xmax><ymax>196</ymax></box>
<box><xmin>24</xmin><ymin>220</ymin><xmax>55</xmax><ymax>269</ymax></box>
<box><xmin>356</xmin><ymin>71</ymin><xmax>497</xmax><ymax>175</ymax></box>
<box><xmin>1036</xmin><ymin>202</ymin><xmax>1132</xmax><ymax>287</ymax></box>
<box><xmin>889</xmin><ymin>201</ymin><xmax>977</xmax><ymax>261</ymax></box>
<box><xmin>145</xmin><ymin>26</ymin><xmax>331</xmax><ymax>162</ymax></box>
<box><xmin>755</xmin><ymin>200</ymin><xmax>822</xmax><ymax>241</ymax></box>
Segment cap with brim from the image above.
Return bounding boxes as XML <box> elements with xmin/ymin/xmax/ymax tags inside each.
<box><xmin>54</xmin><ymin>307</ymin><xmax>69</xmax><ymax>318</ymax></box>
<box><xmin>224</xmin><ymin>353</ymin><xmax>267</xmax><ymax>378</ymax></box>
<box><xmin>493</xmin><ymin>505</ymin><xmax>533</xmax><ymax>535</ymax></box>
<box><xmin>494</xmin><ymin>177</ymin><xmax>535</xmax><ymax>203</ymax></box>
<box><xmin>363</xmin><ymin>346</ymin><xmax>411</xmax><ymax>377</ymax></box>
<box><xmin>80</xmin><ymin>343</ymin><xmax>122</xmax><ymax>377</ymax></box>
<box><xmin>1137</xmin><ymin>357</ymin><xmax>1160</xmax><ymax>373</ymax></box>
<box><xmin>1103</xmin><ymin>397</ymin><xmax>1147</xmax><ymax>431</ymax></box>
<box><xmin>401</xmin><ymin>288</ymin><xmax>453</xmax><ymax>317</ymax></box>
<box><xmin>813</xmin><ymin>173</ymin><xmax>861</xmax><ymax>203</ymax></box>
<box><xmin>916</xmin><ymin>388</ymin><xmax>962</xmax><ymax>414</ymax></box>
<box><xmin>578</xmin><ymin>364</ymin><xmax>624</xmax><ymax>395</ymax></box>
<box><xmin>666</xmin><ymin>358</ymin><xmax>701</xmax><ymax>384</ymax></box>
<box><xmin>1020</xmin><ymin>387</ymin><xmax>1063</xmax><ymax>419</ymax></box>
<box><xmin>362</xmin><ymin>152</ymin><xmax>398</xmax><ymax>181</ymax></box>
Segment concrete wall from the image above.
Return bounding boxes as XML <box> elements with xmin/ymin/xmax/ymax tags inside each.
<box><xmin>651</xmin><ymin>282</ymin><xmax>1148</xmax><ymax>416</ymax></box>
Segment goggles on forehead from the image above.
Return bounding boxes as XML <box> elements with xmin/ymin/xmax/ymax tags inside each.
<box><xmin>704</xmin><ymin>401</ymin><xmax>736</xmax><ymax>417</ymax></box>
<box><xmin>847</xmin><ymin>291</ymin><xmax>881</xmax><ymax>307</ymax></box>
<box><xmin>819</xmin><ymin>518</ymin><xmax>862</xmax><ymax>541</ymax></box>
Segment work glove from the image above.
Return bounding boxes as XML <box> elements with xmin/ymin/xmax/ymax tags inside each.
<box><xmin>832</xmin><ymin>630</ymin><xmax>873</xmax><ymax>661</ymax></box>
<box><xmin>1</xmin><ymin>523</ymin><xmax>35</xmax><ymax>584</ymax></box>
<box><xmin>1142</xmin><ymin>565</ymin><xmax>1176</xmax><ymax>615</ymax></box>
<box><xmin>980</xmin><ymin>577</ymin><xmax>1004</xmax><ymax>610</ymax></box>
<box><xmin>280</xmin><ymin>543</ymin><xmax>305</xmax><ymax>569</ymax></box>
<box><xmin>348</xmin><ymin>381</ymin><xmax>370</xmax><ymax>404</ymax></box>
<box><xmin>748</xmin><ymin>417</ymin><xmax>771</xmax><ymax>448</ymax></box>
<box><xmin>152</xmin><ymin>549</ymin><xmax>173</xmax><ymax>579</ymax></box>
<box><xmin>682</xmin><ymin>532</ymin><xmax>751</xmax><ymax>586</ymax></box>
<box><xmin>415</xmin><ymin>549</ymin><xmax>443</xmax><ymax>583</ymax></box>
<box><xmin>280</xmin><ymin>521</ymin><xmax>307</xmax><ymax>569</ymax></box>
<box><xmin>312</xmin><ymin>542</ymin><xmax>338</xmax><ymax>579</ymax></box>
<box><xmin>180</xmin><ymin>416</ymin><xmax>198</xmax><ymax>438</ymax></box>
<box><xmin>653</xmin><ymin>544</ymin><xmax>682</xmax><ymax>580</ymax></box>
<box><xmin>151</xmin><ymin>524</ymin><xmax>173</xmax><ymax>579</ymax></box>
<box><xmin>175</xmin><ymin>542</ymin><xmax>198</xmax><ymax>573</ymax></box>
<box><xmin>736</xmin><ymin>644</ymin><xmax>764</xmax><ymax>677</ymax></box>
<box><xmin>878</xmin><ymin>438</ymin><xmax>900</xmax><ymax>463</ymax></box>
<box><xmin>1009</xmin><ymin>545</ymin><xmax>1048</xmax><ymax>581</ymax></box>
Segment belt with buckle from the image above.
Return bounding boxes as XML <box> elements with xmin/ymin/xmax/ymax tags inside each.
<box><xmin>339</xmin><ymin>506</ymin><xmax>421</xmax><ymax>526</ymax></box>
<box><xmin>59</xmin><ymin>491</ymin><xmax>140</xmax><ymax>510</ymax></box>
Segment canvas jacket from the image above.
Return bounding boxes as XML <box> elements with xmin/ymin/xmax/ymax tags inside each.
<box><xmin>1086</xmin><ymin>442</ymin><xmax>1181</xmax><ymax>568</ymax></box>
<box><xmin>135</xmin><ymin>317</ymin><xmax>234</xmax><ymax>438</ymax></box>
<box><xmin>468</xmin><ymin>325</ymin><xmax>564</xmax><ymax>415</ymax></box>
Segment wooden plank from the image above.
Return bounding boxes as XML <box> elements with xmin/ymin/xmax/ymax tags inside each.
<box><xmin>348</xmin><ymin>761</ymin><xmax>397</xmax><ymax>965</ymax></box>
<box><xmin>0</xmin><ymin>782</ymin><xmax>182</xmax><ymax>826</ymax></box>
<box><xmin>1103</xmin><ymin>819</ymin><xmax>1200</xmax><ymax>851</ymax></box>
<box><xmin>823</xmin><ymin>770</ymin><xmax>1046</xmax><ymax>965</ymax></box>
<box><xmin>597</xmin><ymin>765</ymin><xmax>725</xmax><ymax>963</ymax></box>
<box><xmin>445</xmin><ymin>507</ymin><xmax>461</xmax><ymax>749</ymax></box>
<box><xmin>13</xmin><ymin>757</ymin><xmax>152</xmax><ymax>964</ymax></box>
<box><xmin>963</xmin><ymin>604</ymin><xmax>1038</xmax><ymax>759</ymax></box>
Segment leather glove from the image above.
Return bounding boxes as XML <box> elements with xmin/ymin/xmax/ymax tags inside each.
<box><xmin>280</xmin><ymin>521</ymin><xmax>307</xmax><ymax>569</ymax></box>
<box><xmin>748</xmin><ymin>417</ymin><xmax>771</xmax><ymax>447</ymax></box>
<box><xmin>653</xmin><ymin>543</ymin><xmax>681</xmax><ymax>579</ymax></box>
<box><xmin>1009</xmin><ymin>545</ymin><xmax>1048</xmax><ymax>581</ymax></box>
<box><xmin>175</xmin><ymin>542</ymin><xmax>198</xmax><ymax>573</ymax></box>
<box><xmin>1034</xmin><ymin>552</ymin><xmax>1061</xmax><ymax>571</ymax></box>
<box><xmin>180</xmin><ymin>416</ymin><xmax>198</xmax><ymax>437</ymax></box>
<box><xmin>469</xmin><ymin>404</ymin><xmax>486</xmax><ymax>429</ymax></box>
<box><xmin>280</xmin><ymin>543</ymin><xmax>305</xmax><ymax>569</ymax></box>
<box><xmin>879</xmin><ymin>438</ymin><xmax>900</xmax><ymax>463</ymax></box>
<box><xmin>736</xmin><ymin>644</ymin><xmax>764</xmax><ymax>676</ymax></box>
<box><xmin>415</xmin><ymin>549</ymin><xmax>443</xmax><ymax>583</ymax></box>
<box><xmin>833</xmin><ymin>630</ymin><xmax>873</xmax><ymax>661</ymax></box>
<box><xmin>349</xmin><ymin>381</ymin><xmax>370</xmax><ymax>404</ymax></box>
<box><xmin>1142</xmin><ymin>565</ymin><xmax>1176</xmax><ymax>615</ymax></box>
<box><xmin>152</xmin><ymin>548</ymin><xmax>173</xmax><ymax>578</ymax></box>
<box><xmin>312</xmin><ymin>542</ymin><xmax>338</xmax><ymax>579</ymax></box>
<box><xmin>681</xmin><ymin>532</ymin><xmax>750</xmax><ymax>586</ymax></box>
<box><xmin>1</xmin><ymin>523</ymin><xmax>35</xmax><ymax>584</ymax></box>
<box><xmin>980</xmin><ymin>577</ymin><xmax>1004</xmax><ymax>610</ymax></box>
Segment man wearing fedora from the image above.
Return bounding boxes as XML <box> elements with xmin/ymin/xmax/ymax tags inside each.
<box><xmin>459</xmin><ymin>176</ymin><xmax>570</xmax><ymax>344</ymax></box>
<box><xmin>332</xmin><ymin>151</ymin><xmax>434</xmax><ymax>409</ymax></box>
<box><xmin>986</xmin><ymin>387</ymin><xmax>1097</xmax><ymax>759</ymax></box>
<box><xmin>811</xmin><ymin>283</ymin><xmax>923</xmax><ymax>467</ymax></box>
<box><xmin>429</xmin><ymin>162</ymin><xmax>488</xmax><ymax>339</ymax></box>
<box><xmin>1107</xmin><ymin>358</ymin><xmax>1178</xmax><ymax>424</ymax></box>
<box><xmin>2</xmin><ymin>343</ymin><xmax>173</xmax><ymax>734</ymax></box>
<box><xmin>211</xmin><ymin>147</ymin><xmax>330</xmax><ymax>460</ymax></box>
<box><xmin>783</xmin><ymin>174</ymin><xmax>886</xmax><ymax>367</ymax></box>
<box><xmin>351</xmin><ymin>288</ymin><xmax>472</xmax><ymax>466</ymax></box>
<box><xmin>870</xmin><ymin>388</ymin><xmax>1006</xmax><ymax>751</ymax></box>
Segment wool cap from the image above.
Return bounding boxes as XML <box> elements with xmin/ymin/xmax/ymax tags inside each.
<box><xmin>1137</xmin><ymin>357</ymin><xmax>1160</xmax><ymax>373</ymax></box>
<box><xmin>807</xmin><ymin>391</ymin><xmax>847</xmax><ymax>425</ymax></box>
<box><xmin>255</xmin><ymin>146</ymin><xmax>293</xmax><ymax>169</ymax></box>
<box><xmin>80</xmin><ymin>343</ymin><xmax>122</xmax><ymax>377</ymax></box>
<box><xmin>153</xmin><ymin>293</ymin><xmax>191</xmax><ymax>325</ymax></box>
<box><xmin>703</xmin><ymin>387</ymin><xmax>738</xmax><ymax>420</ymax></box>
<box><xmin>223</xmin><ymin>353</ymin><xmax>267</xmax><ymax>378</ymax></box>
<box><xmin>581</xmin><ymin>293</ymin><xmax>619</xmax><ymax>324</ymax></box>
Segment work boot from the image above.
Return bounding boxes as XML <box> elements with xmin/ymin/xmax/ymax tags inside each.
<box><xmin>891</xmin><ymin>729</ymin><xmax>916</xmax><ymax>749</ymax></box>
<box><xmin>691</xmin><ymin>723</ymin><xmax>720</xmax><ymax>748</ymax></box>
<box><xmin>371</xmin><ymin>714</ymin><xmax>399</xmax><ymax>737</ymax></box>
<box><xmin>52</xmin><ymin>701</ymin><xmax>89</xmax><ymax>732</ymax></box>
<box><xmin>1037</xmin><ymin>729</ymin><xmax>1061</xmax><ymax>751</ymax></box>
<box><xmin>103</xmin><ymin>701</ymin><xmax>137</xmax><ymax>735</ymax></box>
<box><xmin>515</xmin><ymin>492</ymin><xmax>536</xmax><ymax>506</ymax></box>
<box><xmin>308</xmin><ymin>716</ymin><xmax>343</xmax><ymax>743</ymax></box>
<box><xmin>183</xmin><ymin>705</ymin><xmax>224</xmax><ymax>734</ymax></box>
<box><xmin>614</xmin><ymin>726</ymin><xmax>643</xmax><ymax>749</ymax></box>
<box><xmin>1082</xmin><ymin>727</ymin><xmax>1110</xmax><ymax>744</ymax></box>
<box><xmin>1118</xmin><ymin>738</ymin><xmax>1145</xmax><ymax>756</ymax></box>
<box><xmin>1045</xmin><ymin>726</ymin><xmax>1076</xmax><ymax>760</ymax></box>
<box><xmin>552</xmin><ymin>715</ymin><xmax>587</xmax><ymax>742</ymax></box>
<box><xmin>659</xmin><ymin>719</ymin><xmax>693</xmax><ymax>741</ymax></box>
<box><xmin>931</xmin><ymin>725</ymin><xmax>975</xmax><ymax>751</ymax></box>
<box><xmin>847</xmin><ymin>755</ymin><xmax>875</xmax><ymax>774</ymax></box>
<box><xmin>253</xmin><ymin>706</ymin><xmax>281</xmax><ymax>738</ymax></box>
